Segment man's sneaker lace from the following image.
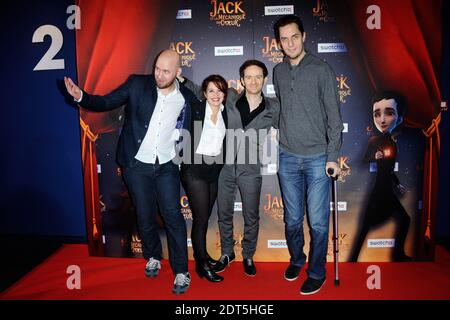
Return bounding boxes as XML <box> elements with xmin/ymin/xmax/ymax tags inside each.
<box><xmin>172</xmin><ymin>272</ymin><xmax>191</xmax><ymax>294</ymax></box>
<box><xmin>144</xmin><ymin>257</ymin><xmax>161</xmax><ymax>278</ymax></box>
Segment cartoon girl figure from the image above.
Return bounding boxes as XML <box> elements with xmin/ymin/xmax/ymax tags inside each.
<box><xmin>349</xmin><ymin>91</ymin><xmax>412</xmax><ymax>262</ymax></box>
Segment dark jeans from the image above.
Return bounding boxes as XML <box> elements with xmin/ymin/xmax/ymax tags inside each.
<box><xmin>123</xmin><ymin>160</ymin><xmax>188</xmax><ymax>274</ymax></box>
<box><xmin>181</xmin><ymin>169</ymin><xmax>218</xmax><ymax>262</ymax></box>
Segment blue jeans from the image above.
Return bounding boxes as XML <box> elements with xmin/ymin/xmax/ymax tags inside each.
<box><xmin>123</xmin><ymin>160</ymin><xmax>188</xmax><ymax>274</ymax></box>
<box><xmin>278</xmin><ymin>148</ymin><xmax>330</xmax><ymax>280</ymax></box>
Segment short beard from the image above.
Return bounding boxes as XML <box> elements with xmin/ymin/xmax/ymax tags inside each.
<box><xmin>156</xmin><ymin>79</ymin><xmax>175</xmax><ymax>90</ymax></box>
<box><xmin>286</xmin><ymin>47</ymin><xmax>305</xmax><ymax>61</ymax></box>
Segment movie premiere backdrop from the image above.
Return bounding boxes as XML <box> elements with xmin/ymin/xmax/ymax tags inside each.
<box><xmin>32</xmin><ymin>0</ymin><xmax>440</xmax><ymax>262</ymax></box>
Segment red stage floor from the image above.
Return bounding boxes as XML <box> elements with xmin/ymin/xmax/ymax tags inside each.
<box><xmin>1</xmin><ymin>244</ymin><xmax>449</xmax><ymax>300</ymax></box>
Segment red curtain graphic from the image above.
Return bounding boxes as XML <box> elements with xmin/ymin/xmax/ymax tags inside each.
<box><xmin>76</xmin><ymin>0</ymin><xmax>179</xmax><ymax>255</ymax></box>
<box><xmin>75</xmin><ymin>0</ymin><xmax>441</xmax><ymax>260</ymax></box>
<box><xmin>335</xmin><ymin>0</ymin><xmax>442</xmax><ymax>260</ymax></box>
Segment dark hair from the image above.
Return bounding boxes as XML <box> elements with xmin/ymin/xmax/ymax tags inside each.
<box><xmin>201</xmin><ymin>74</ymin><xmax>228</xmax><ymax>102</ymax></box>
<box><xmin>239</xmin><ymin>60</ymin><xmax>268</xmax><ymax>79</ymax></box>
<box><xmin>273</xmin><ymin>15</ymin><xmax>305</xmax><ymax>42</ymax></box>
<box><xmin>371</xmin><ymin>91</ymin><xmax>407</xmax><ymax>118</ymax></box>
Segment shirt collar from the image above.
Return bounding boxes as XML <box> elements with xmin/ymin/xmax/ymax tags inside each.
<box><xmin>283</xmin><ymin>50</ymin><xmax>310</xmax><ymax>68</ymax></box>
<box><xmin>156</xmin><ymin>79</ymin><xmax>181</xmax><ymax>96</ymax></box>
<box><xmin>206</xmin><ymin>101</ymin><xmax>224</xmax><ymax>113</ymax></box>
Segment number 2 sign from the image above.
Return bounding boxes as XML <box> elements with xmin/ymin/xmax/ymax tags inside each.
<box><xmin>32</xmin><ymin>5</ymin><xmax>80</xmax><ymax>71</ymax></box>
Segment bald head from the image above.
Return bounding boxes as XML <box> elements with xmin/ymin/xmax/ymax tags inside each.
<box><xmin>154</xmin><ymin>49</ymin><xmax>182</xmax><ymax>93</ymax></box>
<box><xmin>158</xmin><ymin>49</ymin><xmax>181</xmax><ymax>68</ymax></box>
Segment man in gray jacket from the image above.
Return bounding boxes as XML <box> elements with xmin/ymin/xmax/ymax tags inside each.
<box><xmin>181</xmin><ymin>60</ymin><xmax>279</xmax><ymax>277</ymax></box>
<box><xmin>273</xmin><ymin>15</ymin><xmax>343</xmax><ymax>295</ymax></box>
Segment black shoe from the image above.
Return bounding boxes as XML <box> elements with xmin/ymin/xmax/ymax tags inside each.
<box><xmin>206</xmin><ymin>254</ymin><xmax>219</xmax><ymax>267</ymax></box>
<box><xmin>195</xmin><ymin>261</ymin><xmax>224</xmax><ymax>282</ymax></box>
<box><xmin>284</xmin><ymin>264</ymin><xmax>301</xmax><ymax>281</ymax></box>
<box><xmin>243</xmin><ymin>258</ymin><xmax>256</xmax><ymax>276</ymax></box>
<box><xmin>212</xmin><ymin>253</ymin><xmax>235</xmax><ymax>273</ymax></box>
<box><xmin>300</xmin><ymin>277</ymin><xmax>326</xmax><ymax>295</ymax></box>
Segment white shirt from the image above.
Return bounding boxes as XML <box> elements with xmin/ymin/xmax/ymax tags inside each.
<box><xmin>135</xmin><ymin>81</ymin><xmax>185</xmax><ymax>164</ymax></box>
<box><xmin>195</xmin><ymin>102</ymin><xmax>226</xmax><ymax>157</ymax></box>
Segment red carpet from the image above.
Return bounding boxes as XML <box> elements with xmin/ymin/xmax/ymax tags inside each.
<box><xmin>1</xmin><ymin>244</ymin><xmax>449</xmax><ymax>300</ymax></box>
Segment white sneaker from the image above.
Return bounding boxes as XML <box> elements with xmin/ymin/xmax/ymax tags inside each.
<box><xmin>172</xmin><ymin>272</ymin><xmax>191</xmax><ymax>294</ymax></box>
<box><xmin>144</xmin><ymin>257</ymin><xmax>161</xmax><ymax>278</ymax></box>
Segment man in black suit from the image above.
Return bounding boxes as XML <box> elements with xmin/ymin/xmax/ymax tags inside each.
<box><xmin>64</xmin><ymin>49</ymin><xmax>197</xmax><ymax>294</ymax></box>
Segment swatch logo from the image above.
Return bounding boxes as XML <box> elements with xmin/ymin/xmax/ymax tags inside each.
<box><xmin>267</xmin><ymin>240</ymin><xmax>287</xmax><ymax>248</ymax></box>
<box><xmin>330</xmin><ymin>201</ymin><xmax>347</xmax><ymax>212</ymax></box>
<box><xmin>214</xmin><ymin>46</ymin><xmax>243</xmax><ymax>56</ymax></box>
<box><xmin>176</xmin><ymin>9</ymin><xmax>192</xmax><ymax>19</ymax></box>
<box><xmin>368</xmin><ymin>239</ymin><xmax>395</xmax><ymax>248</ymax></box>
<box><xmin>264</xmin><ymin>5</ymin><xmax>294</xmax><ymax>16</ymax></box>
<box><xmin>318</xmin><ymin>43</ymin><xmax>347</xmax><ymax>53</ymax></box>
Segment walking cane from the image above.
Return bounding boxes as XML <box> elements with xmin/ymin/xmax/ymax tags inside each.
<box><xmin>327</xmin><ymin>168</ymin><xmax>340</xmax><ymax>287</ymax></box>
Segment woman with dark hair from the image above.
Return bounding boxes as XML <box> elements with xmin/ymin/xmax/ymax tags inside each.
<box><xmin>180</xmin><ymin>75</ymin><xmax>228</xmax><ymax>282</ymax></box>
<box><xmin>349</xmin><ymin>91</ymin><xmax>411</xmax><ymax>262</ymax></box>
<box><xmin>180</xmin><ymin>61</ymin><xmax>279</xmax><ymax>277</ymax></box>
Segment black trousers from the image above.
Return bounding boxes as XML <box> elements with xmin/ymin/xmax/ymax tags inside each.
<box><xmin>181</xmin><ymin>169</ymin><xmax>218</xmax><ymax>262</ymax></box>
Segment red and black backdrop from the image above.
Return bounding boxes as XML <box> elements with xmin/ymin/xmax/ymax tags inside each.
<box><xmin>74</xmin><ymin>0</ymin><xmax>442</xmax><ymax>261</ymax></box>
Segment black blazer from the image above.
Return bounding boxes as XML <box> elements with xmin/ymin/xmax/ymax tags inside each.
<box><xmin>181</xmin><ymin>99</ymin><xmax>228</xmax><ymax>181</ymax></box>
<box><xmin>78</xmin><ymin>74</ymin><xmax>197</xmax><ymax>168</ymax></box>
